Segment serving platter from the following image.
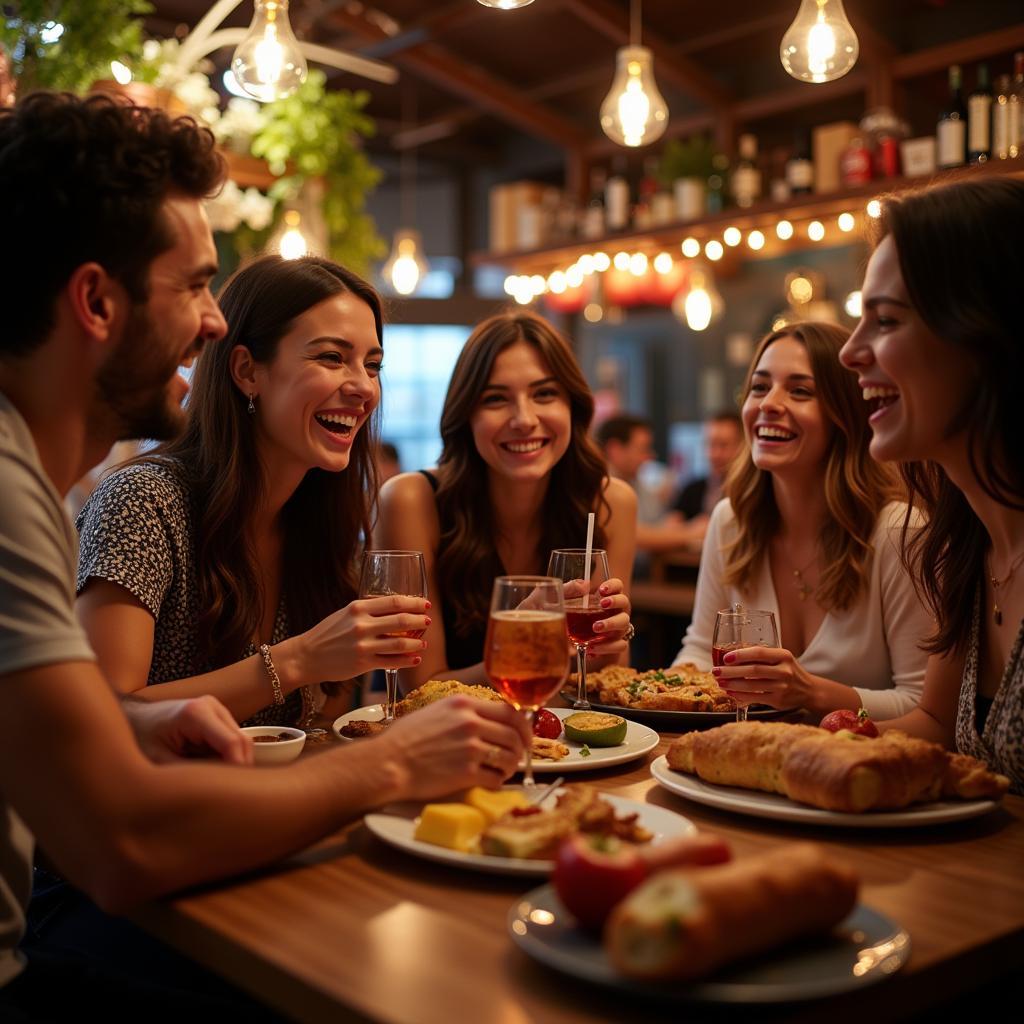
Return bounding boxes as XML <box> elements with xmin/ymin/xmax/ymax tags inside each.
<box><xmin>508</xmin><ymin>884</ymin><xmax>910</xmax><ymax>1003</ymax></box>
<box><xmin>334</xmin><ymin>705</ymin><xmax>660</xmax><ymax>773</ymax></box>
<box><xmin>649</xmin><ymin>754</ymin><xmax>1000</xmax><ymax>827</ymax></box>
<box><xmin>363</xmin><ymin>790</ymin><xmax>696</xmax><ymax>877</ymax></box>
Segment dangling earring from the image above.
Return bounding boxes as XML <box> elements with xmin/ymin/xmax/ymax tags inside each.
<box><xmin>248</xmin><ymin>393</ymin><xmax>256</xmax><ymax>415</ymax></box>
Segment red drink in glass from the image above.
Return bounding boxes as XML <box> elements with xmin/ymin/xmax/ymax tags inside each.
<box><xmin>712</xmin><ymin>641</ymin><xmax>750</xmax><ymax>666</ymax></box>
<box><xmin>565</xmin><ymin>604</ymin><xmax>607</xmax><ymax>647</ymax></box>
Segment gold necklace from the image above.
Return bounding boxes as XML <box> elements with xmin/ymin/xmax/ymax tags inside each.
<box><xmin>988</xmin><ymin>549</ymin><xmax>1024</xmax><ymax>626</ymax></box>
<box><xmin>790</xmin><ymin>551</ymin><xmax>819</xmax><ymax>602</ymax></box>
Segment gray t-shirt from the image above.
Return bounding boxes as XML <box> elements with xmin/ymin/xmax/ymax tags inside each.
<box><xmin>0</xmin><ymin>393</ymin><xmax>96</xmax><ymax>987</ymax></box>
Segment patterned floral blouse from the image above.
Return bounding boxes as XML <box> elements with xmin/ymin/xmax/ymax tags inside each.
<box><xmin>956</xmin><ymin>592</ymin><xmax>1024</xmax><ymax>794</ymax></box>
<box><xmin>75</xmin><ymin>459</ymin><xmax>322</xmax><ymax>727</ymax></box>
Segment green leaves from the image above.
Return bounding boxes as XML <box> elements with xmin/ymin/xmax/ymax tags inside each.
<box><xmin>1</xmin><ymin>0</ymin><xmax>151</xmax><ymax>95</ymax></box>
<box><xmin>251</xmin><ymin>71</ymin><xmax>384</xmax><ymax>273</ymax></box>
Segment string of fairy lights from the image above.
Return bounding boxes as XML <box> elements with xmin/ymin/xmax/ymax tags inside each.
<box><xmin>502</xmin><ymin>197</ymin><xmax>883</xmax><ymax>329</ymax></box>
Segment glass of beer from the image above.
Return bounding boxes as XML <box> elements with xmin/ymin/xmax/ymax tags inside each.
<box><xmin>546</xmin><ymin>548</ymin><xmax>612</xmax><ymax>710</ymax></box>
<box><xmin>484</xmin><ymin>576</ymin><xmax>568</xmax><ymax>786</ymax></box>
<box><xmin>712</xmin><ymin>608</ymin><xmax>778</xmax><ymax>722</ymax></box>
<box><xmin>359</xmin><ymin>550</ymin><xmax>428</xmax><ymax>722</ymax></box>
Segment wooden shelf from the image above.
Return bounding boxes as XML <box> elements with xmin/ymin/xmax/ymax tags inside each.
<box><xmin>473</xmin><ymin>157</ymin><xmax>1024</xmax><ymax>273</ymax></box>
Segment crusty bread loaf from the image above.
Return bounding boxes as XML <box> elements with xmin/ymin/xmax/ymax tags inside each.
<box><xmin>606</xmin><ymin>843</ymin><xmax>858</xmax><ymax>981</ymax></box>
<box><xmin>666</xmin><ymin>721</ymin><xmax>1009</xmax><ymax>812</ymax></box>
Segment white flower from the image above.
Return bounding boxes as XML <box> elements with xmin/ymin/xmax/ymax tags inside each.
<box><xmin>212</xmin><ymin>98</ymin><xmax>268</xmax><ymax>151</ymax></box>
<box><xmin>204</xmin><ymin>180</ymin><xmax>244</xmax><ymax>233</ymax></box>
<box><xmin>239</xmin><ymin>188</ymin><xmax>275</xmax><ymax>231</ymax></box>
<box><xmin>173</xmin><ymin>71</ymin><xmax>221</xmax><ymax>119</ymax></box>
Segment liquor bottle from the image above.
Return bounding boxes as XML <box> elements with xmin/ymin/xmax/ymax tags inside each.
<box><xmin>769</xmin><ymin>147</ymin><xmax>791</xmax><ymax>203</ymax></box>
<box><xmin>581</xmin><ymin>167</ymin><xmax>606</xmax><ymax>240</ymax></box>
<box><xmin>937</xmin><ymin>64</ymin><xmax>966</xmax><ymax>169</ymax></box>
<box><xmin>994</xmin><ymin>74</ymin><xmax>1013</xmax><ymax>160</ymax></box>
<box><xmin>967</xmin><ymin>63</ymin><xmax>993</xmax><ymax>163</ymax></box>
<box><xmin>605</xmin><ymin>158</ymin><xmax>630</xmax><ymax>232</ymax></box>
<box><xmin>786</xmin><ymin>131</ymin><xmax>814</xmax><ymax>195</ymax></box>
<box><xmin>732</xmin><ymin>133</ymin><xmax>761</xmax><ymax>208</ymax></box>
<box><xmin>634</xmin><ymin>157</ymin><xmax>658</xmax><ymax>230</ymax></box>
<box><xmin>1011</xmin><ymin>52</ymin><xmax>1024</xmax><ymax>159</ymax></box>
<box><xmin>706</xmin><ymin>151</ymin><xmax>729</xmax><ymax>213</ymax></box>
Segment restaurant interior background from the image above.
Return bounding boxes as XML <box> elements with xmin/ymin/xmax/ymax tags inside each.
<box><xmin>7</xmin><ymin>0</ymin><xmax>1022</xmax><ymax>477</ymax></box>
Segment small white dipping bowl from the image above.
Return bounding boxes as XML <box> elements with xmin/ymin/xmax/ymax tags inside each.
<box><xmin>242</xmin><ymin>725</ymin><xmax>306</xmax><ymax>765</ymax></box>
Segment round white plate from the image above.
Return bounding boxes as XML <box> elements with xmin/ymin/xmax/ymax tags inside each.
<box><xmin>649</xmin><ymin>754</ymin><xmax>1000</xmax><ymax>828</ymax></box>
<box><xmin>333</xmin><ymin>705</ymin><xmax>660</xmax><ymax>774</ymax></box>
<box><xmin>509</xmin><ymin>885</ymin><xmax>909</xmax><ymax>1003</ymax></box>
<box><xmin>363</xmin><ymin>789</ymin><xmax>696</xmax><ymax>876</ymax></box>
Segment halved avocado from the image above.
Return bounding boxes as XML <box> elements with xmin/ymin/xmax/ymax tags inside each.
<box><xmin>563</xmin><ymin>711</ymin><xmax>627</xmax><ymax>747</ymax></box>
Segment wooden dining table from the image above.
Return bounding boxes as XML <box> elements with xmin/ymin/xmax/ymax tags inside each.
<box><xmin>133</xmin><ymin>725</ymin><xmax>1024</xmax><ymax>1024</ymax></box>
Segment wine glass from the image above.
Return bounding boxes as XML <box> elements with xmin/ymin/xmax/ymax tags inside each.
<box><xmin>484</xmin><ymin>576</ymin><xmax>568</xmax><ymax>787</ymax></box>
<box><xmin>546</xmin><ymin>548</ymin><xmax>611</xmax><ymax>710</ymax></box>
<box><xmin>359</xmin><ymin>550</ymin><xmax>428</xmax><ymax>723</ymax></box>
<box><xmin>712</xmin><ymin>607</ymin><xmax>779</xmax><ymax>722</ymax></box>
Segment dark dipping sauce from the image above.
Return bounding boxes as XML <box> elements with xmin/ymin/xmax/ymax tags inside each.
<box><xmin>253</xmin><ymin>732</ymin><xmax>297</xmax><ymax>743</ymax></box>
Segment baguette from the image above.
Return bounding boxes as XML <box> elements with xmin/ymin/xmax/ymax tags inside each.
<box><xmin>667</xmin><ymin>721</ymin><xmax>1009</xmax><ymax>811</ymax></box>
<box><xmin>605</xmin><ymin>843</ymin><xmax>858</xmax><ymax>981</ymax></box>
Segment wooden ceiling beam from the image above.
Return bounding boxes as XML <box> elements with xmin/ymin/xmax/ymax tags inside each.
<box><xmin>891</xmin><ymin>23</ymin><xmax>1024</xmax><ymax>78</ymax></box>
<box><xmin>323</xmin><ymin>9</ymin><xmax>587</xmax><ymax>152</ymax></box>
<box><xmin>559</xmin><ymin>0</ymin><xmax>732</xmax><ymax>112</ymax></box>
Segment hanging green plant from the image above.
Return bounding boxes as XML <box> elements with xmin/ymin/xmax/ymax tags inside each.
<box><xmin>250</xmin><ymin>70</ymin><xmax>385</xmax><ymax>275</ymax></box>
<box><xmin>0</xmin><ymin>0</ymin><xmax>150</xmax><ymax>96</ymax></box>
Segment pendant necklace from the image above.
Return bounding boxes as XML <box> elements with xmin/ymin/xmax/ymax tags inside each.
<box><xmin>988</xmin><ymin>549</ymin><xmax>1024</xmax><ymax>626</ymax></box>
<box><xmin>791</xmin><ymin>550</ymin><xmax>819</xmax><ymax>602</ymax></box>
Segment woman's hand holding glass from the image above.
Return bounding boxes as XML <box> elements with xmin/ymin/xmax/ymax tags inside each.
<box><xmin>291</xmin><ymin>594</ymin><xmax>430</xmax><ymax>683</ymax></box>
<box><xmin>711</xmin><ymin>609</ymin><xmax>779</xmax><ymax>721</ymax></box>
<box><xmin>578</xmin><ymin>577</ymin><xmax>632</xmax><ymax>660</ymax></box>
<box><xmin>711</xmin><ymin>645</ymin><xmax>819</xmax><ymax>711</ymax></box>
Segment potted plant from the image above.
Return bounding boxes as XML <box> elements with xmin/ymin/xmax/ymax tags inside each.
<box><xmin>658</xmin><ymin>135</ymin><xmax>716</xmax><ymax>222</ymax></box>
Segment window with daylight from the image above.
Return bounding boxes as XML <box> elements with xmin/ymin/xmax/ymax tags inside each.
<box><xmin>378</xmin><ymin>324</ymin><xmax>470</xmax><ymax>473</ymax></box>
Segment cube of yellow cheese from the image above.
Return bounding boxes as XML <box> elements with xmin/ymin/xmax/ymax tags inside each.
<box><xmin>413</xmin><ymin>804</ymin><xmax>486</xmax><ymax>852</ymax></box>
<box><xmin>464</xmin><ymin>787</ymin><xmax>530</xmax><ymax>825</ymax></box>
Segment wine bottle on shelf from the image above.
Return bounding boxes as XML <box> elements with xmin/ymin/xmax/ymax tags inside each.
<box><xmin>732</xmin><ymin>133</ymin><xmax>761</xmax><ymax>208</ymax></box>
<box><xmin>994</xmin><ymin>74</ymin><xmax>1013</xmax><ymax>160</ymax></box>
<box><xmin>706</xmin><ymin>151</ymin><xmax>729</xmax><ymax>213</ymax></box>
<box><xmin>786</xmin><ymin>130</ymin><xmax>814</xmax><ymax>196</ymax></box>
<box><xmin>634</xmin><ymin>157</ymin><xmax>658</xmax><ymax>230</ymax></box>
<box><xmin>581</xmin><ymin>167</ymin><xmax>606</xmax><ymax>240</ymax></box>
<box><xmin>605</xmin><ymin>158</ymin><xmax>630</xmax><ymax>232</ymax></box>
<box><xmin>968</xmin><ymin>63</ymin><xmax>993</xmax><ymax>163</ymax></box>
<box><xmin>937</xmin><ymin>64</ymin><xmax>967</xmax><ymax>169</ymax></box>
<box><xmin>1011</xmin><ymin>52</ymin><xmax>1024</xmax><ymax>159</ymax></box>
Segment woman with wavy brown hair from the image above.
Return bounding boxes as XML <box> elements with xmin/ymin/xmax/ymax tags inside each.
<box><xmin>674</xmin><ymin>321</ymin><xmax>930</xmax><ymax>719</ymax></box>
<box><xmin>75</xmin><ymin>254</ymin><xmax>431</xmax><ymax>726</ymax></box>
<box><xmin>377</xmin><ymin>310</ymin><xmax>636</xmax><ymax>689</ymax></box>
<box><xmin>840</xmin><ymin>176</ymin><xmax>1024</xmax><ymax>791</ymax></box>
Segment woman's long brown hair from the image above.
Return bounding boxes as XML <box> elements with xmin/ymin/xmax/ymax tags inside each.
<box><xmin>874</xmin><ymin>176</ymin><xmax>1024</xmax><ymax>656</ymax></box>
<box><xmin>434</xmin><ymin>311</ymin><xmax>609</xmax><ymax>637</ymax></box>
<box><xmin>724</xmin><ymin>321</ymin><xmax>900</xmax><ymax>611</ymax></box>
<box><xmin>143</xmin><ymin>255</ymin><xmax>382</xmax><ymax>670</ymax></box>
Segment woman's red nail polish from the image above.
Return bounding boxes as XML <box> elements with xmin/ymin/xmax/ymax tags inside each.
<box><xmin>711</xmin><ymin>666</ymin><xmax>721</xmax><ymax>675</ymax></box>
<box><xmin>413</xmin><ymin>657</ymin><xmax>422</xmax><ymax>664</ymax></box>
<box><xmin>600</xmin><ymin>597</ymin><xmax>612</xmax><ymax>608</ymax></box>
<box><xmin>724</xmin><ymin>653</ymin><xmax>735</xmax><ymax>664</ymax></box>
<box><xmin>424</xmin><ymin>617</ymin><xmax>432</xmax><ymax>626</ymax></box>
<box><xmin>424</xmin><ymin>601</ymin><xmax>432</xmax><ymax>610</ymax></box>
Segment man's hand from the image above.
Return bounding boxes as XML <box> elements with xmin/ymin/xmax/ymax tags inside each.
<box><xmin>122</xmin><ymin>695</ymin><xmax>253</xmax><ymax>766</ymax></box>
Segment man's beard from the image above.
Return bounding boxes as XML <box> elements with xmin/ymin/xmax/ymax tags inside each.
<box><xmin>93</xmin><ymin>303</ymin><xmax>190</xmax><ymax>443</ymax></box>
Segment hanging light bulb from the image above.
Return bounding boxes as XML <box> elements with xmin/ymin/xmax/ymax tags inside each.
<box><xmin>780</xmin><ymin>0</ymin><xmax>859</xmax><ymax>84</ymax></box>
<box><xmin>600</xmin><ymin>1</ymin><xmax>668</xmax><ymax>147</ymax></box>
<box><xmin>232</xmin><ymin>1</ymin><xmax>308</xmax><ymax>102</ymax></box>
<box><xmin>278</xmin><ymin>210</ymin><xmax>308</xmax><ymax>260</ymax></box>
<box><xmin>477</xmin><ymin>0</ymin><xmax>535</xmax><ymax>7</ymax></box>
<box><xmin>672</xmin><ymin>265</ymin><xmax>723</xmax><ymax>332</ymax></box>
<box><xmin>383</xmin><ymin>229</ymin><xmax>428</xmax><ymax>296</ymax></box>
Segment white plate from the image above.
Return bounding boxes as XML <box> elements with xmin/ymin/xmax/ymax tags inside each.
<box><xmin>649</xmin><ymin>754</ymin><xmax>1000</xmax><ymax>828</ymax></box>
<box><xmin>333</xmin><ymin>705</ymin><xmax>660</xmax><ymax>774</ymax></box>
<box><xmin>363</xmin><ymin>789</ymin><xmax>696</xmax><ymax>876</ymax></box>
<box><xmin>509</xmin><ymin>885</ymin><xmax>910</xmax><ymax>1003</ymax></box>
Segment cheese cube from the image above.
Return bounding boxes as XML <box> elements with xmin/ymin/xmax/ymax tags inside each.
<box><xmin>413</xmin><ymin>804</ymin><xmax>486</xmax><ymax>852</ymax></box>
<box><xmin>464</xmin><ymin>787</ymin><xmax>530</xmax><ymax>824</ymax></box>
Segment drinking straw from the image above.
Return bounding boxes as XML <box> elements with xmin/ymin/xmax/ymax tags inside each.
<box><xmin>582</xmin><ymin>511</ymin><xmax>596</xmax><ymax>608</ymax></box>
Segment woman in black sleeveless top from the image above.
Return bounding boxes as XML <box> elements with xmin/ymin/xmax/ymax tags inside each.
<box><xmin>376</xmin><ymin>312</ymin><xmax>636</xmax><ymax>690</ymax></box>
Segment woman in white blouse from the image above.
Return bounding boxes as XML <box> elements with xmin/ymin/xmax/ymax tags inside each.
<box><xmin>674</xmin><ymin>321</ymin><xmax>929</xmax><ymax>719</ymax></box>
